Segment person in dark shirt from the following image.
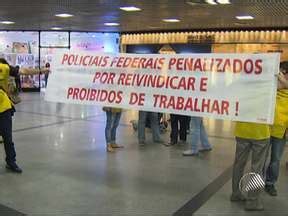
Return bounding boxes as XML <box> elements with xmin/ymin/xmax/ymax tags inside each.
<box><xmin>14</xmin><ymin>66</ymin><xmax>21</xmax><ymax>91</ymax></box>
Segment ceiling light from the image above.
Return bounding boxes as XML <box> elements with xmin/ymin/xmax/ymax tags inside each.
<box><xmin>104</xmin><ymin>22</ymin><xmax>120</xmax><ymax>26</ymax></box>
<box><xmin>162</xmin><ymin>18</ymin><xmax>180</xmax><ymax>23</ymax></box>
<box><xmin>216</xmin><ymin>0</ymin><xmax>231</xmax><ymax>4</ymax></box>
<box><xmin>0</xmin><ymin>21</ymin><xmax>15</xmax><ymax>24</ymax></box>
<box><xmin>120</xmin><ymin>6</ymin><xmax>141</xmax><ymax>11</ymax></box>
<box><xmin>236</xmin><ymin>15</ymin><xmax>254</xmax><ymax>20</ymax></box>
<box><xmin>205</xmin><ymin>0</ymin><xmax>217</xmax><ymax>5</ymax></box>
<box><xmin>51</xmin><ymin>27</ymin><xmax>62</xmax><ymax>30</ymax></box>
<box><xmin>148</xmin><ymin>26</ymin><xmax>160</xmax><ymax>29</ymax></box>
<box><xmin>55</xmin><ymin>13</ymin><xmax>74</xmax><ymax>18</ymax></box>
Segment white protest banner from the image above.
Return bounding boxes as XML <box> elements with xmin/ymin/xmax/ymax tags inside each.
<box><xmin>45</xmin><ymin>50</ymin><xmax>280</xmax><ymax>124</ymax></box>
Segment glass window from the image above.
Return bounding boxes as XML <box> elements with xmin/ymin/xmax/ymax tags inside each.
<box><xmin>40</xmin><ymin>31</ymin><xmax>69</xmax><ymax>47</ymax></box>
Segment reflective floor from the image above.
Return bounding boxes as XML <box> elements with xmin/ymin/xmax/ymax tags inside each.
<box><xmin>0</xmin><ymin>93</ymin><xmax>287</xmax><ymax>216</ymax></box>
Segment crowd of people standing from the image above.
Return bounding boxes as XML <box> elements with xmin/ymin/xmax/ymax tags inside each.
<box><xmin>0</xmin><ymin>57</ymin><xmax>287</xmax><ymax>213</ymax></box>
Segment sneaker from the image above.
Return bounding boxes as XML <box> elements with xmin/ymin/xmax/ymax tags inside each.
<box><xmin>6</xmin><ymin>164</ymin><xmax>22</xmax><ymax>173</ymax></box>
<box><xmin>182</xmin><ymin>149</ymin><xmax>198</xmax><ymax>156</ymax></box>
<box><xmin>265</xmin><ymin>184</ymin><xmax>277</xmax><ymax>196</ymax></box>
<box><xmin>111</xmin><ymin>144</ymin><xmax>124</xmax><ymax>148</ymax></box>
<box><xmin>106</xmin><ymin>144</ymin><xmax>115</xmax><ymax>153</ymax></box>
<box><xmin>199</xmin><ymin>147</ymin><xmax>212</xmax><ymax>152</ymax></box>
<box><xmin>230</xmin><ymin>194</ymin><xmax>246</xmax><ymax>202</ymax></box>
<box><xmin>245</xmin><ymin>199</ymin><xmax>264</xmax><ymax>211</ymax></box>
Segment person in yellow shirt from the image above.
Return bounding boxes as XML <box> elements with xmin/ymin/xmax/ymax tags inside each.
<box><xmin>0</xmin><ymin>58</ymin><xmax>22</xmax><ymax>173</ymax></box>
<box><xmin>0</xmin><ymin>58</ymin><xmax>50</xmax><ymax>172</ymax></box>
<box><xmin>265</xmin><ymin>61</ymin><xmax>288</xmax><ymax>196</ymax></box>
<box><xmin>231</xmin><ymin>61</ymin><xmax>288</xmax><ymax>210</ymax></box>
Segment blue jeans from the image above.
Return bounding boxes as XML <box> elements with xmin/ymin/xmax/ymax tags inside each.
<box><xmin>265</xmin><ymin>136</ymin><xmax>286</xmax><ymax>185</ymax></box>
<box><xmin>138</xmin><ymin>111</ymin><xmax>161</xmax><ymax>142</ymax></box>
<box><xmin>190</xmin><ymin>117</ymin><xmax>211</xmax><ymax>152</ymax></box>
<box><xmin>105</xmin><ymin>111</ymin><xmax>121</xmax><ymax>144</ymax></box>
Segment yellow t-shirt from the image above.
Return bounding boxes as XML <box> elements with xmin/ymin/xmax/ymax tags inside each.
<box><xmin>0</xmin><ymin>63</ymin><xmax>10</xmax><ymax>92</ymax></box>
<box><xmin>0</xmin><ymin>89</ymin><xmax>12</xmax><ymax>113</ymax></box>
<box><xmin>269</xmin><ymin>89</ymin><xmax>288</xmax><ymax>138</ymax></box>
<box><xmin>270</xmin><ymin>124</ymin><xmax>286</xmax><ymax>139</ymax></box>
<box><xmin>0</xmin><ymin>63</ymin><xmax>12</xmax><ymax>113</ymax></box>
<box><xmin>235</xmin><ymin>122</ymin><xmax>270</xmax><ymax>140</ymax></box>
<box><xmin>273</xmin><ymin>89</ymin><xmax>288</xmax><ymax>127</ymax></box>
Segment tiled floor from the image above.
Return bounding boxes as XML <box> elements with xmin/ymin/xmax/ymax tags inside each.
<box><xmin>0</xmin><ymin>93</ymin><xmax>287</xmax><ymax>216</ymax></box>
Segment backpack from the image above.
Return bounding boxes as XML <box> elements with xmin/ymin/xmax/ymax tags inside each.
<box><xmin>8</xmin><ymin>77</ymin><xmax>21</xmax><ymax>104</ymax></box>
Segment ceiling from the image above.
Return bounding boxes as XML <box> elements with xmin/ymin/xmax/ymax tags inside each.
<box><xmin>0</xmin><ymin>0</ymin><xmax>287</xmax><ymax>32</ymax></box>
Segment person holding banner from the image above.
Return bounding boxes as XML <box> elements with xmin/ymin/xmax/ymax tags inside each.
<box><xmin>230</xmin><ymin>59</ymin><xmax>286</xmax><ymax>211</ymax></box>
<box><xmin>265</xmin><ymin>61</ymin><xmax>288</xmax><ymax>196</ymax></box>
<box><xmin>103</xmin><ymin>107</ymin><xmax>123</xmax><ymax>152</ymax></box>
<box><xmin>138</xmin><ymin>111</ymin><xmax>163</xmax><ymax>146</ymax></box>
<box><xmin>182</xmin><ymin>116</ymin><xmax>212</xmax><ymax>156</ymax></box>
<box><xmin>44</xmin><ymin>62</ymin><xmax>51</xmax><ymax>88</ymax></box>
<box><xmin>0</xmin><ymin>58</ymin><xmax>49</xmax><ymax>173</ymax></box>
<box><xmin>0</xmin><ymin>58</ymin><xmax>22</xmax><ymax>173</ymax></box>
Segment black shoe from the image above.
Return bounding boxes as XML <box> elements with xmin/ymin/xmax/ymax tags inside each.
<box><xmin>265</xmin><ymin>184</ymin><xmax>277</xmax><ymax>196</ymax></box>
<box><xmin>6</xmin><ymin>164</ymin><xmax>22</xmax><ymax>173</ymax></box>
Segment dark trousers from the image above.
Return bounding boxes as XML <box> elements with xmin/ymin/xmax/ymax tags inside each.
<box><xmin>170</xmin><ymin>114</ymin><xmax>189</xmax><ymax>143</ymax></box>
<box><xmin>187</xmin><ymin>116</ymin><xmax>191</xmax><ymax>130</ymax></box>
<box><xmin>0</xmin><ymin>110</ymin><xmax>16</xmax><ymax>165</ymax></box>
<box><xmin>45</xmin><ymin>74</ymin><xmax>49</xmax><ymax>87</ymax></box>
<box><xmin>15</xmin><ymin>77</ymin><xmax>21</xmax><ymax>91</ymax></box>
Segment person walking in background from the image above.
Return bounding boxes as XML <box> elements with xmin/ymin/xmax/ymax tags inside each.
<box><xmin>183</xmin><ymin>116</ymin><xmax>212</xmax><ymax>156</ymax></box>
<box><xmin>164</xmin><ymin>114</ymin><xmax>189</xmax><ymax>146</ymax></box>
<box><xmin>138</xmin><ymin>111</ymin><xmax>163</xmax><ymax>146</ymax></box>
<box><xmin>265</xmin><ymin>61</ymin><xmax>288</xmax><ymax>196</ymax></box>
<box><xmin>103</xmin><ymin>107</ymin><xmax>123</xmax><ymax>153</ymax></box>
<box><xmin>14</xmin><ymin>66</ymin><xmax>21</xmax><ymax>91</ymax></box>
<box><xmin>44</xmin><ymin>62</ymin><xmax>51</xmax><ymax>87</ymax></box>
